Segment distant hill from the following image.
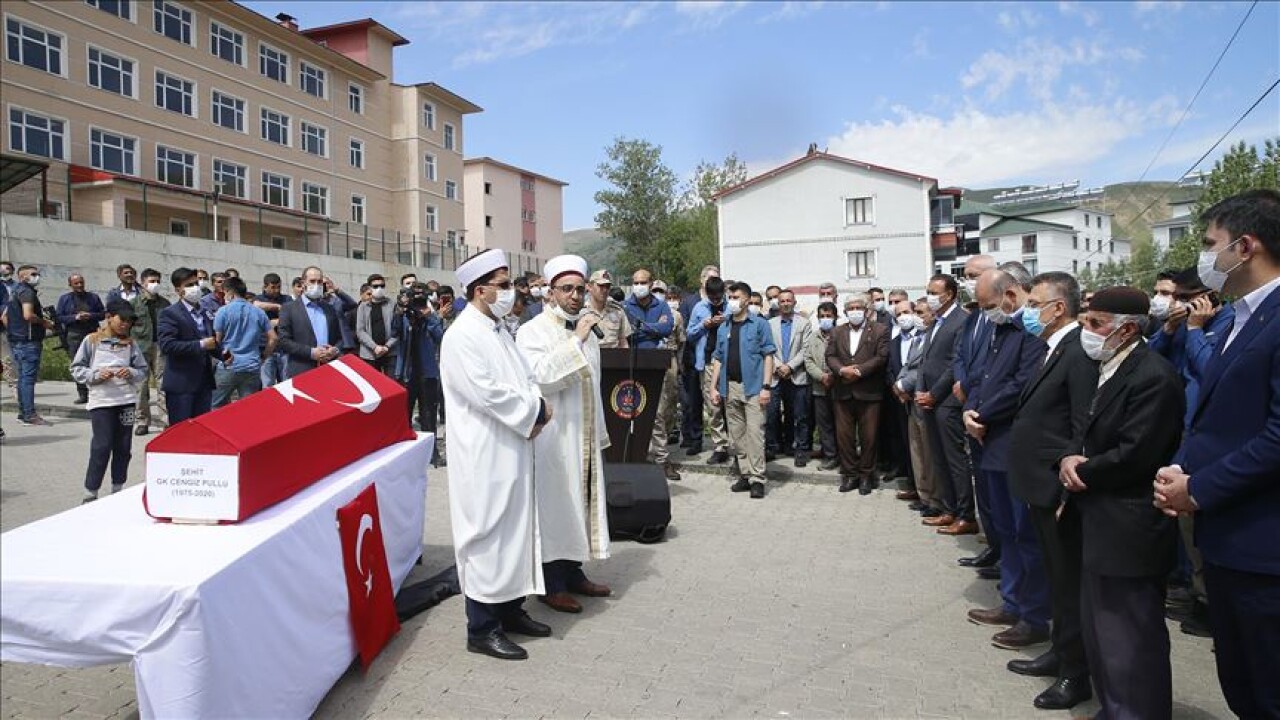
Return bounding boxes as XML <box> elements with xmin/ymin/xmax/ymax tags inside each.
<box><xmin>564</xmin><ymin>227</ymin><xmax>622</xmax><ymax>276</ymax></box>
<box><xmin>962</xmin><ymin>181</ymin><xmax>1194</xmax><ymax>246</ymax></box>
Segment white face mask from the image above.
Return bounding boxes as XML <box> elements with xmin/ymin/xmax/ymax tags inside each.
<box><xmin>198</xmin><ymin>279</ymin><xmax>210</xmax><ymax>290</ymax></box>
<box><xmin>632</xmin><ymin>283</ymin><xmax>650</xmax><ymax>299</ymax></box>
<box><xmin>1150</xmin><ymin>295</ymin><xmax>1172</xmax><ymax>319</ymax></box>
<box><xmin>896</xmin><ymin>314</ymin><xmax>915</xmax><ymax>331</ymax></box>
<box><xmin>984</xmin><ymin>304</ymin><xmax>1010</xmax><ymax>325</ymax></box>
<box><xmin>530</xmin><ymin>286</ymin><xmax>544</xmax><ymax>299</ymax></box>
<box><xmin>653</xmin><ymin>292</ymin><xmax>666</xmax><ymax>304</ymax></box>
<box><xmin>182</xmin><ymin>285</ymin><xmax>202</xmax><ymax>303</ymax></box>
<box><xmin>667</xmin><ymin>300</ymin><xmax>679</xmax><ymax>313</ymax></box>
<box><xmin>769</xmin><ymin>297</ymin><xmax>779</xmax><ymax>309</ymax></box>
<box><xmin>1080</xmin><ymin>326</ymin><xmax>1122</xmax><ymax>362</ymax></box>
<box><xmin>873</xmin><ymin>300</ymin><xmax>887</xmax><ymax>313</ymax></box>
<box><xmin>726</xmin><ymin>299</ymin><xmax>742</xmax><ymax>315</ymax></box>
<box><xmin>926</xmin><ymin>293</ymin><xmax>942</xmax><ymax>311</ymax></box>
<box><xmin>818</xmin><ymin>317</ymin><xmax>835</xmax><ymax>331</ymax></box>
<box><xmin>1198</xmin><ymin>237</ymin><xmax>1245</xmax><ymax>293</ymax></box>
<box><xmin>962</xmin><ymin>279</ymin><xmax>977</xmax><ymax>297</ymax></box>
<box><xmin>847</xmin><ymin>310</ymin><xmax>866</xmax><ymax>326</ymax></box>
<box><xmin>27</xmin><ymin>274</ymin><xmax>41</xmax><ymax>287</ymax></box>
<box><xmin>748</xmin><ymin>305</ymin><xmax>761</xmax><ymax>316</ymax></box>
<box><xmin>488</xmin><ymin>288</ymin><xmax>516</xmax><ymax>318</ymax></box>
<box><xmin>371</xmin><ymin>287</ymin><xmax>386</xmax><ymax>300</ymax></box>
<box><xmin>912</xmin><ymin>315</ymin><xmax>927</xmax><ymax>331</ymax></box>
<box><xmin>144</xmin><ymin>282</ymin><xmax>160</xmax><ymax>294</ymax></box>
<box><xmin>304</xmin><ymin>283</ymin><xmax>325</xmax><ymax>300</ymax></box>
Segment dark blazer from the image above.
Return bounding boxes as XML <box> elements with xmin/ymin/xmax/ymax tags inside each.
<box><xmin>1009</xmin><ymin>327</ymin><xmax>1099</xmax><ymax>508</ymax></box>
<box><xmin>919</xmin><ymin>304</ymin><xmax>969</xmax><ymax>408</ymax></box>
<box><xmin>825</xmin><ymin>321</ymin><xmax>889</xmax><ymax>401</ymax></box>
<box><xmin>1179</xmin><ymin>285</ymin><xmax>1280</xmax><ymax>576</ymax></box>
<box><xmin>963</xmin><ymin>319</ymin><xmax>1047</xmax><ymax>470</ymax></box>
<box><xmin>1073</xmin><ymin>342</ymin><xmax>1184</xmax><ymax>578</ymax></box>
<box><xmin>953</xmin><ymin>311</ymin><xmax>994</xmax><ymax>398</ymax></box>
<box><xmin>278</xmin><ymin>297</ymin><xmax>343</xmax><ymax>378</ymax></box>
<box><xmin>156</xmin><ymin>301</ymin><xmax>216</xmax><ymax>394</ymax></box>
<box><xmin>886</xmin><ymin>330</ymin><xmax>908</xmax><ymax>387</ymax></box>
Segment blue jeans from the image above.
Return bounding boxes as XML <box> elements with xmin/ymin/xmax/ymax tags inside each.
<box><xmin>260</xmin><ymin>351</ymin><xmax>287</xmax><ymax>388</ymax></box>
<box><xmin>213</xmin><ymin>365</ymin><xmax>262</xmax><ymax>408</ymax></box>
<box><xmin>10</xmin><ymin>340</ymin><xmax>41</xmax><ymax>419</ymax></box>
<box><xmin>766</xmin><ymin>378</ymin><xmax>811</xmax><ymax>453</ymax></box>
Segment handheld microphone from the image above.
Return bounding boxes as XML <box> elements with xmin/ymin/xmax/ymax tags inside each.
<box><xmin>591</xmin><ymin>324</ymin><xmax>604</xmax><ymax>339</ymax></box>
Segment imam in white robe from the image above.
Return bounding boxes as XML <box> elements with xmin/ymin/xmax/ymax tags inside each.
<box><xmin>440</xmin><ymin>305</ymin><xmax>546</xmax><ymax>604</ymax></box>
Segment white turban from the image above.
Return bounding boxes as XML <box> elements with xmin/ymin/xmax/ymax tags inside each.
<box><xmin>542</xmin><ymin>254</ymin><xmax>589</xmax><ymax>285</ymax></box>
<box><xmin>456</xmin><ymin>249</ymin><xmax>508</xmax><ymax>289</ymax></box>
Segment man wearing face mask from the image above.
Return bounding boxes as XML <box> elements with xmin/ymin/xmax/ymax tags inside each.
<box><xmin>1154</xmin><ymin>189</ymin><xmax>1280</xmax><ymax>719</ymax></box>
<box><xmin>949</xmin><ymin>255</ymin><xmax>999</xmax><ymax>547</ymax></box>
<box><xmin>56</xmin><ymin>273</ymin><xmax>107</xmax><ymax>405</ymax></box>
<box><xmin>623</xmin><ymin>268</ymin><xmax>674</xmax><ymax>350</ymax></box>
<box><xmin>805</xmin><ymin>302</ymin><xmax>841</xmax><ymax>471</ymax></box>
<box><xmin>885</xmin><ymin>299</ymin><xmax>919</xmax><ymax>502</ymax></box>
<box><xmin>129</xmin><ymin>268</ymin><xmax>170</xmax><ymax>436</ymax></box>
<box><xmin>825</xmin><ymin>294</ymin><xmax>889</xmax><ymax>494</ymax></box>
<box><xmin>867</xmin><ymin>287</ymin><xmax>892</xmax><ymax>330</ymax></box>
<box><xmin>442</xmin><ymin>249</ymin><xmax>552</xmax><ymax>660</ymax></box>
<box><xmin>5</xmin><ymin>265</ymin><xmax>57</xmax><ymax>426</ymax></box>
<box><xmin>516</xmin><ymin>255</ymin><xmax>613</xmax><ymax>615</ymax></box>
<box><xmin>1058</xmin><ymin>286</ymin><xmax>1184</xmax><ymax>720</ymax></box>
<box><xmin>649</xmin><ymin>279</ymin><xmax>685</xmax><ymax>481</ymax></box>
<box><xmin>211</xmin><ymin>277</ymin><xmax>275</xmax><ymax>408</ymax></box>
<box><xmin>709</xmin><ymin>282</ymin><xmax>776</xmax><ymax>498</ymax></box>
<box><xmin>0</xmin><ymin>260</ymin><xmax>17</xmax><ymax>389</ymax></box>
<box><xmin>917</xmin><ymin>274</ymin><xmax>972</xmax><ymax>533</ymax></box>
<box><xmin>194</xmin><ymin>269</ymin><xmax>212</xmax><ymax>296</ymax></box>
<box><xmin>157</xmin><ymin>267</ymin><xmax>219</xmax><ymax>424</ymax></box>
<box><xmin>1145</xmin><ymin>270</ymin><xmax>1177</xmax><ymax>338</ymax></box>
<box><xmin>961</xmin><ymin>270</ymin><xmax>1051</xmax><ymax>652</ymax></box>
<box><xmin>765</xmin><ymin>285</ymin><xmax>782</xmax><ymax>318</ymax></box>
<box><xmin>896</xmin><ymin>299</ymin><xmax>944</xmax><ymax>515</ymax></box>
<box><xmin>680</xmin><ymin>266</ymin><xmax>719</xmax><ymax>454</ymax></box>
<box><xmin>277</xmin><ymin>266</ymin><xmax>343</xmax><ymax>378</ymax></box>
<box><xmin>355</xmin><ymin>274</ymin><xmax>400</xmax><ymax>376</ymax></box>
<box><xmin>1005</xmin><ymin>272</ymin><xmax>1097</xmax><ymax>711</ymax></box>
<box><xmin>687</xmin><ymin>275</ymin><xmax>732</xmax><ymax>463</ymax></box>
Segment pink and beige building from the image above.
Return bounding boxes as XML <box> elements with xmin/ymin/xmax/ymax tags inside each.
<box><xmin>462</xmin><ymin>157</ymin><xmax>565</xmax><ymax>276</ymax></box>
<box><xmin>1</xmin><ymin>0</ymin><xmax>481</xmax><ymax>267</ymax></box>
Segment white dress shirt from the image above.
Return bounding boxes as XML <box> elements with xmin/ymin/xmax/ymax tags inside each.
<box><xmin>1223</xmin><ymin>275</ymin><xmax>1280</xmax><ymax>350</ymax></box>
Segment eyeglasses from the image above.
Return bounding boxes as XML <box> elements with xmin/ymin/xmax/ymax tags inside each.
<box><xmin>481</xmin><ymin>280</ymin><xmax>513</xmax><ymax>290</ymax></box>
<box><xmin>555</xmin><ymin>284</ymin><xmax>587</xmax><ymax>296</ymax></box>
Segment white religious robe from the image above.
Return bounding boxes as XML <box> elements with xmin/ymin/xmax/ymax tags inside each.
<box><xmin>515</xmin><ymin>309</ymin><xmax>612</xmax><ymax>564</ymax></box>
<box><xmin>440</xmin><ymin>305</ymin><xmax>546</xmax><ymax>603</ymax></box>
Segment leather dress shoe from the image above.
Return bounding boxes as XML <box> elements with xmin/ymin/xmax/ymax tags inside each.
<box><xmin>765</xmin><ymin>450</ymin><xmax>778</xmax><ymax>462</ymax></box>
<box><xmin>730</xmin><ymin>477</ymin><xmax>751</xmax><ymax>493</ymax></box>
<box><xmin>938</xmin><ymin>519</ymin><xmax>979</xmax><ymax>535</ymax></box>
<box><xmin>919</xmin><ymin>506</ymin><xmax>943</xmax><ymax>518</ymax></box>
<box><xmin>749</xmin><ymin>481</ymin><xmax>765</xmax><ymax>499</ymax></box>
<box><xmin>858</xmin><ymin>478</ymin><xmax>872</xmax><ymax>495</ymax></box>
<box><xmin>908</xmin><ymin>500</ymin><xmax>926</xmax><ymax>511</ymax></box>
<box><xmin>977</xmin><ymin>566</ymin><xmax>1001</xmax><ymax>581</ymax></box>
<box><xmin>502</xmin><ymin>612</ymin><xmax>552</xmax><ymax>637</ymax></box>
<box><xmin>134</xmin><ymin>426</ymin><xmax>149</xmax><ymax>436</ymax></box>
<box><xmin>838</xmin><ymin>477</ymin><xmax>857</xmax><ymax>493</ymax></box>
<box><xmin>707</xmin><ymin>450</ymin><xmax>731</xmax><ymax>464</ymax></box>
<box><xmin>539</xmin><ymin>592</ymin><xmax>583</xmax><ymax>614</ymax></box>
<box><xmin>662</xmin><ymin>462</ymin><xmax>682</xmax><ymax>482</ymax></box>
<box><xmin>896</xmin><ymin>490</ymin><xmax>920</xmax><ymax>501</ymax></box>
<box><xmin>685</xmin><ymin>445</ymin><xmax>703</xmax><ymax>457</ymax></box>
<box><xmin>1034</xmin><ymin>676</ymin><xmax>1092</xmax><ymax>710</ymax></box>
<box><xmin>967</xmin><ymin>606</ymin><xmax>1019</xmax><ymax>627</ymax></box>
<box><xmin>569</xmin><ymin>579</ymin><xmax>612</xmax><ymax>597</ymax></box>
<box><xmin>794</xmin><ymin>453</ymin><xmax>809</xmax><ymax>468</ymax></box>
<box><xmin>958</xmin><ymin>547</ymin><xmax>1000</xmax><ymax>568</ymax></box>
<box><xmin>467</xmin><ymin>630</ymin><xmax>528</xmax><ymax>660</ymax></box>
<box><xmin>819</xmin><ymin>459</ymin><xmax>840</xmax><ymax>471</ymax></box>
<box><xmin>922</xmin><ymin>514</ymin><xmax>956</xmax><ymax>527</ymax></box>
<box><xmin>1007</xmin><ymin>650</ymin><xmax>1060</xmax><ymax>678</ymax></box>
<box><xmin>992</xmin><ymin>621</ymin><xmax>1051</xmax><ymax>650</ymax></box>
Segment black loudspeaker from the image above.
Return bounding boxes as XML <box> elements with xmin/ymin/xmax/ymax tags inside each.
<box><xmin>604</xmin><ymin>463</ymin><xmax>671</xmax><ymax>543</ymax></box>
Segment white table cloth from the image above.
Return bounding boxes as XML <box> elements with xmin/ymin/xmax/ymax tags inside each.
<box><xmin>1</xmin><ymin>434</ymin><xmax>433</xmax><ymax>719</ymax></box>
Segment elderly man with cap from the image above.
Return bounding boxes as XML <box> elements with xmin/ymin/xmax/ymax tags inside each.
<box><xmin>583</xmin><ymin>269</ymin><xmax>631</xmax><ymax>349</ymax></box>
<box><xmin>441</xmin><ymin>249</ymin><xmax>555</xmax><ymax>661</ymax></box>
<box><xmin>515</xmin><ymin>255</ymin><xmax>614</xmax><ymax>614</ymax></box>
<box><xmin>1057</xmin><ymin>285</ymin><xmax>1184</xmax><ymax>719</ymax></box>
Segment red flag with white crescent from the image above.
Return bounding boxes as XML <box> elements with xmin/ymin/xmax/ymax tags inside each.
<box><xmin>337</xmin><ymin>483</ymin><xmax>400</xmax><ymax>669</ymax></box>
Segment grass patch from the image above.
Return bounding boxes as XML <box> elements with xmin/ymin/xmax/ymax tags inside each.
<box><xmin>39</xmin><ymin>336</ymin><xmax>73</xmax><ymax>382</ymax></box>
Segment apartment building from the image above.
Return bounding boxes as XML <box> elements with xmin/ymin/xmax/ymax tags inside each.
<box><xmin>462</xmin><ymin>156</ymin><xmax>565</xmax><ymax>275</ymax></box>
<box><xmin>1</xmin><ymin>0</ymin><xmax>479</xmax><ymax>266</ymax></box>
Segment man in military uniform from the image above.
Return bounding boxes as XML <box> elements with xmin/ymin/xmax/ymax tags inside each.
<box><xmin>649</xmin><ymin>279</ymin><xmax>685</xmax><ymax>481</ymax></box>
<box><xmin>585</xmin><ymin>270</ymin><xmax>632</xmax><ymax>349</ymax></box>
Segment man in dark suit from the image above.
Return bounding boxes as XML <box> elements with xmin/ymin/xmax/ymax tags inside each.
<box><xmin>278</xmin><ymin>266</ymin><xmax>343</xmax><ymax>378</ymax></box>
<box><xmin>916</xmin><ymin>274</ymin><xmax>974</xmax><ymax>534</ymax></box>
<box><xmin>885</xmin><ymin>298</ymin><xmax>918</xmax><ymax>500</ymax></box>
<box><xmin>1155</xmin><ymin>189</ymin><xmax>1280</xmax><ymax>719</ymax></box>
<box><xmin>157</xmin><ymin>267</ymin><xmax>218</xmax><ymax>424</ymax></box>
<box><xmin>1060</xmin><ymin>286</ymin><xmax>1184</xmax><ymax>720</ymax></box>
<box><xmin>825</xmin><ymin>294</ymin><xmax>889</xmax><ymax>494</ymax></box>
<box><xmin>1005</xmin><ymin>272</ymin><xmax>1098</xmax><ymax>711</ymax></box>
<box><xmin>962</xmin><ymin>270</ymin><xmax>1049</xmax><ymax>653</ymax></box>
<box><xmin>952</xmin><ymin>255</ymin><xmax>998</xmax><ymax>560</ymax></box>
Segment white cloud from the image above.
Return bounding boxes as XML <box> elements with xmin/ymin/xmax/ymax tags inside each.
<box><xmin>674</xmin><ymin>1</ymin><xmax>746</xmax><ymax>29</ymax></box>
<box><xmin>1135</xmin><ymin>1</ymin><xmax>1185</xmax><ymax>14</ymax></box>
<box><xmin>911</xmin><ymin>29</ymin><xmax>932</xmax><ymax>59</ymax></box>
<box><xmin>996</xmin><ymin>7</ymin><xmax>1042</xmax><ymax>33</ymax></box>
<box><xmin>758</xmin><ymin>1</ymin><xmax>824</xmax><ymax>24</ymax></box>
<box><xmin>962</xmin><ymin>38</ymin><xmax>1143</xmax><ymax>101</ymax></box>
<box><xmin>1058</xmin><ymin>1</ymin><xmax>1102</xmax><ymax>27</ymax></box>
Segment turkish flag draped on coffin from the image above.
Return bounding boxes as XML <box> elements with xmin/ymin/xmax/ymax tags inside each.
<box><xmin>337</xmin><ymin>483</ymin><xmax>401</xmax><ymax>669</ymax></box>
<box><xmin>144</xmin><ymin>356</ymin><xmax>416</xmax><ymax>523</ymax></box>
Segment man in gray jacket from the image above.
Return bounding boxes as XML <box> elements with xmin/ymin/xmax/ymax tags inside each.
<box><xmin>768</xmin><ymin>289</ymin><xmax>814</xmax><ymax>466</ymax></box>
<box><xmin>894</xmin><ymin>298</ymin><xmax>943</xmax><ymax>516</ymax></box>
<box><xmin>356</xmin><ymin>274</ymin><xmax>399</xmax><ymax>376</ymax></box>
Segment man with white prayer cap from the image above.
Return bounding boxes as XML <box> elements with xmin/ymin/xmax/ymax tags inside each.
<box><xmin>441</xmin><ymin>248</ymin><xmax>555</xmax><ymax>661</ymax></box>
<box><xmin>516</xmin><ymin>254</ymin><xmax>614</xmax><ymax>615</ymax></box>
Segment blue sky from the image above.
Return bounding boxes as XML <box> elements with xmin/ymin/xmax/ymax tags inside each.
<box><xmin>245</xmin><ymin>1</ymin><xmax>1279</xmax><ymax>230</ymax></box>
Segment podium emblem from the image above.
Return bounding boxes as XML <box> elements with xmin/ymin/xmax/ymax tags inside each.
<box><xmin>610</xmin><ymin>379</ymin><xmax>647</xmax><ymax>420</ymax></box>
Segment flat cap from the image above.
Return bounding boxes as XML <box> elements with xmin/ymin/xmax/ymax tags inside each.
<box><xmin>1089</xmin><ymin>286</ymin><xmax>1149</xmax><ymax>315</ymax></box>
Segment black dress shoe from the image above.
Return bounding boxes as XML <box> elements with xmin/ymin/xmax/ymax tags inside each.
<box><xmin>1034</xmin><ymin>676</ymin><xmax>1092</xmax><ymax>710</ymax></box>
<box><xmin>502</xmin><ymin>612</ymin><xmax>552</xmax><ymax>638</ymax></box>
<box><xmin>838</xmin><ymin>478</ymin><xmax>857</xmax><ymax>493</ymax></box>
<box><xmin>749</xmin><ymin>481</ymin><xmax>765</xmax><ymax>499</ymax></box>
<box><xmin>730</xmin><ymin>477</ymin><xmax>751</xmax><ymax>492</ymax></box>
<box><xmin>858</xmin><ymin>478</ymin><xmax>872</xmax><ymax>495</ymax></box>
<box><xmin>920</xmin><ymin>506</ymin><xmax>943</xmax><ymax>518</ymax></box>
<box><xmin>958</xmin><ymin>547</ymin><xmax>1000</xmax><ymax>568</ymax></box>
<box><xmin>794</xmin><ymin>453</ymin><xmax>809</xmax><ymax>468</ymax></box>
<box><xmin>819</xmin><ymin>459</ymin><xmax>840</xmax><ymax>471</ymax></box>
<box><xmin>765</xmin><ymin>450</ymin><xmax>778</xmax><ymax>462</ymax></box>
<box><xmin>685</xmin><ymin>445</ymin><xmax>703</xmax><ymax>457</ymax></box>
<box><xmin>708</xmin><ymin>450</ymin><xmax>731</xmax><ymax>464</ymax></box>
<box><xmin>1007</xmin><ymin>650</ymin><xmax>1060</xmax><ymax>677</ymax></box>
<box><xmin>134</xmin><ymin>426</ymin><xmax>149</xmax><ymax>436</ymax></box>
<box><xmin>908</xmin><ymin>500</ymin><xmax>926</xmax><ymax>511</ymax></box>
<box><xmin>467</xmin><ymin>631</ymin><xmax>528</xmax><ymax>660</ymax></box>
<box><xmin>977</xmin><ymin>567</ymin><xmax>1001</xmax><ymax>581</ymax></box>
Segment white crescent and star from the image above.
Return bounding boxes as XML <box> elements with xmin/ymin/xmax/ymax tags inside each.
<box><xmin>355</xmin><ymin>513</ymin><xmax>374</xmax><ymax>597</ymax></box>
<box><xmin>273</xmin><ymin>357</ymin><xmax>382</xmax><ymax>414</ymax></box>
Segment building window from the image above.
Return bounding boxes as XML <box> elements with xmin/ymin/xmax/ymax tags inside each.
<box><xmin>299</xmin><ymin>62</ymin><xmax>325</xmax><ymax>98</ymax></box>
<box><xmin>86</xmin><ymin>0</ymin><xmax>133</xmax><ymax>21</ymax></box>
<box><xmin>520</xmin><ymin>178</ymin><xmax>535</xmax><ymax>193</ymax></box>
<box><xmin>988</xmin><ymin>237</ymin><xmax>1000</xmax><ymax>252</ymax></box>
<box><xmin>260</xmin><ymin>107</ymin><xmax>289</xmax><ymax>146</ymax></box>
<box><xmin>422</xmin><ymin>102</ymin><xmax>435</xmax><ymax>130</ymax></box>
<box><xmin>445</xmin><ymin>180</ymin><xmax>458</xmax><ymax>200</ymax></box>
<box><xmin>1096</xmin><ymin>215</ymin><xmax>1103</xmax><ymax>228</ymax></box>
<box><xmin>443</xmin><ymin>123</ymin><xmax>455</xmax><ymax>151</ymax></box>
<box><xmin>446</xmin><ymin>230</ymin><xmax>457</xmax><ymax>246</ymax></box>
<box><xmin>156</xmin><ymin>145</ymin><xmax>195</xmax><ymax>187</ymax></box>
<box><xmin>259</xmin><ymin>43</ymin><xmax>288</xmax><ymax>83</ymax></box>
<box><xmin>1072</xmin><ymin>259</ymin><xmax>1078</xmax><ymax>273</ymax></box>
<box><xmin>1085</xmin><ymin>237</ymin><xmax>1091</xmax><ymax>251</ymax></box>
<box><xmin>300</xmin><ymin>122</ymin><xmax>327</xmax><ymax>157</ymax></box>
<box><xmin>845</xmin><ymin>197</ymin><xmax>872</xmax><ymax>225</ymax></box>
<box><xmin>484</xmin><ymin>215</ymin><xmax>492</xmax><ymax>228</ymax></box>
<box><xmin>5</xmin><ymin>18</ymin><xmax>64</xmax><ymax>75</ymax></box>
<box><xmin>424</xmin><ymin>205</ymin><xmax>438</xmax><ymax>232</ymax></box>
<box><xmin>152</xmin><ymin>1</ymin><xmax>192</xmax><ymax>46</ymax></box>
<box><xmin>1169</xmin><ymin>226</ymin><xmax>1187</xmax><ymax>244</ymax></box>
<box><xmin>1086</xmin><ymin>261</ymin><xmax>1092</xmax><ymax>271</ymax></box>
<box><xmin>520</xmin><ymin>209</ymin><xmax>537</xmax><ymax>223</ymax></box>
<box><xmin>930</xmin><ymin>196</ymin><xmax>954</xmax><ymax>228</ymax></box>
<box><xmin>88</xmin><ymin>47</ymin><xmax>135</xmax><ymax>97</ymax></box>
<box><xmin>301</xmin><ymin>182</ymin><xmax>328</xmax><ymax>216</ymax></box>
<box><xmin>484</xmin><ymin>182</ymin><xmax>492</xmax><ymax>195</ymax></box>
<box><xmin>1083</xmin><ymin>213</ymin><xmax>1089</xmax><ymax>227</ymax></box>
<box><xmin>8</xmin><ymin>108</ymin><xmax>65</xmax><ymax>160</ymax></box>
<box><xmin>90</xmin><ymin>128</ymin><xmax>136</xmax><ymax>175</ymax></box>
<box><xmin>169</xmin><ymin>218</ymin><xmax>189</xmax><ymax>236</ymax></box>
<box><xmin>1109</xmin><ymin>240</ymin><xmax>1115</xmax><ymax>254</ymax></box>
<box><xmin>212</xmin><ymin>159</ymin><xmax>246</xmax><ymax>198</ymax></box>
<box><xmin>424</xmin><ymin>153</ymin><xmax>436</xmax><ymax>181</ymax></box>
<box><xmin>348</xmin><ymin>138</ymin><xmax>364</xmax><ymax>168</ymax></box>
<box><xmin>1022</xmin><ymin>233</ymin><xmax>1037</xmax><ymax>254</ymax></box>
<box><xmin>210</xmin><ymin>91</ymin><xmax>244</xmax><ymax>132</ymax></box>
<box><xmin>351</xmin><ymin>248</ymin><xmax>365</xmax><ymax>260</ymax></box>
<box><xmin>209</xmin><ymin>21</ymin><xmax>243</xmax><ymax>65</ymax></box>
<box><xmin>154</xmin><ymin>70</ymin><xmax>194</xmax><ymax>116</ymax></box>
<box><xmin>261</xmin><ymin>171</ymin><xmax>290</xmax><ymax>208</ymax></box>
<box><xmin>846</xmin><ymin>250</ymin><xmax>876</xmax><ymax>278</ymax></box>
<box><xmin>1025</xmin><ymin>259</ymin><xmax>1038</xmax><ymax>275</ymax></box>
<box><xmin>348</xmin><ymin>83</ymin><xmax>363</xmax><ymax>114</ymax></box>
<box><xmin>270</xmin><ymin>235</ymin><xmax>285</xmax><ymax>249</ymax></box>
<box><xmin>1072</xmin><ymin>236</ymin><xmax>1078</xmax><ymax>250</ymax></box>
<box><xmin>350</xmin><ymin>195</ymin><xmax>365</xmax><ymax>224</ymax></box>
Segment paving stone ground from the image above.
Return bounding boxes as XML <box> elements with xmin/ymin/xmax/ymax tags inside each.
<box><xmin>1</xmin><ymin>382</ymin><xmax>1229</xmax><ymax>719</ymax></box>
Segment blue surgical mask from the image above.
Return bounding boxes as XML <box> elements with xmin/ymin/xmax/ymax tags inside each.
<box><xmin>1021</xmin><ymin>306</ymin><xmax>1044</xmax><ymax>337</ymax></box>
<box><xmin>818</xmin><ymin>317</ymin><xmax>834</xmax><ymax>332</ymax></box>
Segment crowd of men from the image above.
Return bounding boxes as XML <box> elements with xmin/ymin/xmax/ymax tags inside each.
<box><xmin>2</xmin><ymin>189</ymin><xmax>1277</xmax><ymax>718</ymax></box>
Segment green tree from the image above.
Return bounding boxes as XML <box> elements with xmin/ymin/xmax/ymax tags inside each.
<box><xmin>655</xmin><ymin>154</ymin><xmax>748</xmax><ymax>289</ymax></box>
<box><xmin>1076</xmin><ymin>265</ymin><xmax>1097</xmax><ymax>292</ymax></box>
<box><xmin>1126</xmin><ymin>239</ymin><xmax>1162</xmax><ymax>291</ymax></box>
<box><xmin>1169</xmin><ymin>138</ymin><xmax>1280</xmax><ymax>268</ymax></box>
<box><xmin>593</xmin><ymin>138</ymin><xmax>677</xmax><ymax>277</ymax></box>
